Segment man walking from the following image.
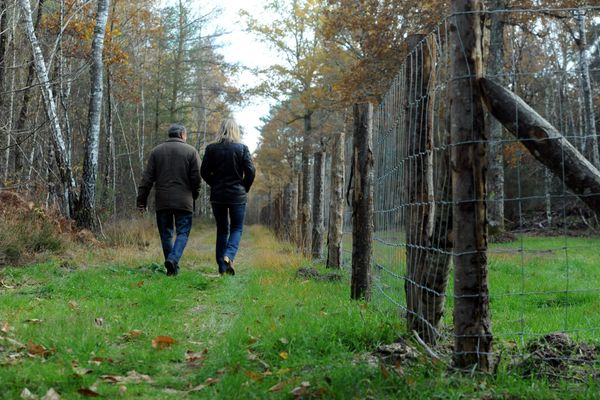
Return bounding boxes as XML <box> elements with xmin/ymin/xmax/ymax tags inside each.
<box><xmin>137</xmin><ymin>124</ymin><xmax>201</xmax><ymax>276</ymax></box>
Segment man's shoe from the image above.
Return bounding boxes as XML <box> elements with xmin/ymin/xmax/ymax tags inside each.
<box><xmin>165</xmin><ymin>260</ymin><xmax>177</xmax><ymax>276</ymax></box>
<box><xmin>223</xmin><ymin>256</ymin><xmax>235</xmax><ymax>276</ymax></box>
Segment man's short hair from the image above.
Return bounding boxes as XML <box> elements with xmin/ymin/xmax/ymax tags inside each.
<box><xmin>168</xmin><ymin>124</ymin><xmax>186</xmax><ymax>138</ymax></box>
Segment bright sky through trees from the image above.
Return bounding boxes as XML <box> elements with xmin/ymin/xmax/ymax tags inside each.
<box><xmin>196</xmin><ymin>0</ymin><xmax>278</xmax><ymax>153</ymax></box>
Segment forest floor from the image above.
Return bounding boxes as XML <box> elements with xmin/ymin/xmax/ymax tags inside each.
<box><xmin>1</xmin><ymin>218</ymin><xmax>600</xmax><ymax>399</ymax></box>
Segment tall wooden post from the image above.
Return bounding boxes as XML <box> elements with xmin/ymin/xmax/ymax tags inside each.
<box><xmin>404</xmin><ymin>34</ymin><xmax>436</xmax><ymax>341</ymax></box>
<box><xmin>351</xmin><ymin>103</ymin><xmax>374</xmax><ymax>300</ymax></box>
<box><xmin>449</xmin><ymin>0</ymin><xmax>493</xmax><ymax>371</ymax></box>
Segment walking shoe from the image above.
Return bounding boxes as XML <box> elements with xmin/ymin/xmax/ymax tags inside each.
<box><xmin>165</xmin><ymin>259</ymin><xmax>177</xmax><ymax>276</ymax></box>
<box><xmin>223</xmin><ymin>255</ymin><xmax>235</xmax><ymax>276</ymax></box>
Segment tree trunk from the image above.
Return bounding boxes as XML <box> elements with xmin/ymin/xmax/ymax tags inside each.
<box><xmin>169</xmin><ymin>0</ymin><xmax>185</xmax><ymax>121</ymax></box>
<box><xmin>351</xmin><ymin>103</ymin><xmax>374</xmax><ymax>301</ymax></box>
<box><xmin>290</xmin><ymin>175</ymin><xmax>299</xmax><ymax>244</ymax></box>
<box><xmin>480</xmin><ymin>77</ymin><xmax>600</xmax><ymax>217</ymax></box>
<box><xmin>485</xmin><ymin>0</ymin><xmax>506</xmax><ymax>233</ymax></box>
<box><xmin>450</xmin><ymin>0</ymin><xmax>493</xmax><ymax>371</ymax></box>
<box><xmin>77</xmin><ymin>0</ymin><xmax>110</xmax><ymax>230</ymax></box>
<box><xmin>0</xmin><ymin>0</ymin><xmax>7</xmax><ymax>108</ymax></box>
<box><xmin>311</xmin><ymin>140</ymin><xmax>326</xmax><ymax>259</ymax></box>
<box><xmin>404</xmin><ymin>34</ymin><xmax>436</xmax><ymax>341</ymax></box>
<box><xmin>300</xmin><ymin>111</ymin><xmax>313</xmax><ymax>254</ymax></box>
<box><xmin>576</xmin><ymin>11</ymin><xmax>600</xmax><ymax>169</ymax></box>
<box><xmin>404</xmin><ymin>35</ymin><xmax>449</xmax><ymax>343</ymax></box>
<box><xmin>19</xmin><ymin>0</ymin><xmax>76</xmax><ymax>217</ymax></box>
<box><xmin>327</xmin><ymin>123</ymin><xmax>345</xmax><ymax>269</ymax></box>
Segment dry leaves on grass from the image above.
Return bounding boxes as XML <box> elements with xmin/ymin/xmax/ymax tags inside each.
<box><xmin>77</xmin><ymin>388</ymin><xmax>99</xmax><ymax>397</ymax></box>
<box><xmin>1</xmin><ymin>321</ymin><xmax>12</xmax><ymax>333</ymax></box>
<box><xmin>291</xmin><ymin>381</ymin><xmax>311</xmax><ymax>398</ymax></box>
<box><xmin>152</xmin><ymin>335</ymin><xmax>176</xmax><ymax>349</ymax></box>
<box><xmin>189</xmin><ymin>377</ymin><xmax>220</xmax><ymax>392</ymax></box>
<box><xmin>185</xmin><ymin>349</ymin><xmax>207</xmax><ymax>368</ymax></box>
<box><xmin>119</xmin><ymin>330</ymin><xmax>143</xmax><ymax>341</ymax></box>
<box><xmin>27</xmin><ymin>341</ymin><xmax>55</xmax><ymax>358</ymax></box>
<box><xmin>101</xmin><ymin>370</ymin><xmax>154</xmax><ymax>384</ymax></box>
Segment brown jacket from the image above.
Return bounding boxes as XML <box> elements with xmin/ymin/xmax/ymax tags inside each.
<box><xmin>137</xmin><ymin>138</ymin><xmax>201</xmax><ymax>212</ymax></box>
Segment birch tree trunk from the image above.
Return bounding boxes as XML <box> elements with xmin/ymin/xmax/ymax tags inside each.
<box><xmin>576</xmin><ymin>11</ymin><xmax>600</xmax><ymax>169</ymax></box>
<box><xmin>450</xmin><ymin>0</ymin><xmax>493</xmax><ymax>371</ymax></box>
<box><xmin>485</xmin><ymin>0</ymin><xmax>506</xmax><ymax>233</ymax></box>
<box><xmin>327</xmin><ymin>123</ymin><xmax>345</xmax><ymax>269</ymax></box>
<box><xmin>77</xmin><ymin>0</ymin><xmax>110</xmax><ymax>230</ymax></box>
<box><xmin>351</xmin><ymin>103</ymin><xmax>373</xmax><ymax>301</ymax></box>
<box><xmin>311</xmin><ymin>139</ymin><xmax>326</xmax><ymax>259</ymax></box>
<box><xmin>19</xmin><ymin>0</ymin><xmax>76</xmax><ymax>217</ymax></box>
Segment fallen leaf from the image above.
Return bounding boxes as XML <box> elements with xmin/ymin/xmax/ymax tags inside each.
<box><xmin>279</xmin><ymin>337</ymin><xmax>289</xmax><ymax>345</ymax></box>
<box><xmin>152</xmin><ymin>336</ymin><xmax>176</xmax><ymax>349</ymax></box>
<box><xmin>20</xmin><ymin>388</ymin><xmax>37</xmax><ymax>400</ymax></box>
<box><xmin>244</xmin><ymin>369</ymin><xmax>263</xmax><ymax>382</ymax></box>
<box><xmin>73</xmin><ymin>367</ymin><xmax>93</xmax><ymax>377</ymax></box>
<box><xmin>291</xmin><ymin>381</ymin><xmax>310</xmax><ymax>398</ymax></box>
<box><xmin>185</xmin><ymin>350</ymin><xmax>206</xmax><ymax>367</ymax></box>
<box><xmin>41</xmin><ymin>388</ymin><xmax>60</xmax><ymax>400</ymax></box>
<box><xmin>204</xmin><ymin>377</ymin><xmax>219</xmax><ymax>386</ymax></box>
<box><xmin>137</xmin><ymin>281</ymin><xmax>144</xmax><ymax>288</ymax></box>
<box><xmin>77</xmin><ymin>388</ymin><xmax>99</xmax><ymax>397</ymax></box>
<box><xmin>101</xmin><ymin>370</ymin><xmax>153</xmax><ymax>384</ymax></box>
<box><xmin>68</xmin><ymin>301</ymin><xmax>79</xmax><ymax>310</ymax></box>
<box><xmin>319</xmin><ymin>308</ymin><xmax>328</xmax><ymax>316</ymax></box>
<box><xmin>0</xmin><ymin>280</ymin><xmax>15</xmax><ymax>289</ymax></box>
<box><xmin>216</xmin><ymin>368</ymin><xmax>226</xmax><ymax>375</ymax></box>
<box><xmin>1</xmin><ymin>321</ymin><xmax>11</xmax><ymax>333</ymax></box>
<box><xmin>279</xmin><ymin>351</ymin><xmax>289</xmax><ymax>360</ymax></box>
<box><xmin>24</xmin><ymin>319</ymin><xmax>42</xmax><ymax>324</ymax></box>
<box><xmin>248</xmin><ymin>335</ymin><xmax>259</xmax><ymax>344</ymax></box>
<box><xmin>268</xmin><ymin>382</ymin><xmax>286</xmax><ymax>392</ymax></box>
<box><xmin>118</xmin><ymin>386</ymin><xmax>127</xmax><ymax>395</ymax></box>
<box><xmin>89</xmin><ymin>356</ymin><xmax>114</xmax><ymax>365</ymax></box>
<box><xmin>94</xmin><ymin>318</ymin><xmax>104</xmax><ymax>326</ymax></box>
<box><xmin>276</xmin><ymin>367</ymin><xmax>291</xmax><ymax>375</ymax></box>
<box><xmin>120</xmin><ymin>330</ymin><xmax>143</xmax><ymax>341</ymax></box>
<box><xmin>27</xmin><ymin>341</ymin><xmax>53</xmax><ymax>357</ymax></box>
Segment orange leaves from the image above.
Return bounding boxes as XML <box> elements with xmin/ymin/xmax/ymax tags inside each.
<box><xmin>26</xmin><ymin>341</ymin><xmax>55</xmax><ymax>358</ymax></box>
<box><xmin>151</xmin><ymin>335</ymin><xmax>176</xmax><ymax>349</ymax></box>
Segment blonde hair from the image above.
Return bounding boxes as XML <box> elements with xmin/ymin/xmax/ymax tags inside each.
<box><xmin>217</xmin><ymin>118</ymin><xmax>241</xmax><ymax>144</ymax></box>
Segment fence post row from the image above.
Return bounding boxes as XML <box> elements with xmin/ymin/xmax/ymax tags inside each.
<box><xmin>351</xmin><ymin>103</ymin><xmax>374</xmax><ymax>301</ymax></box>
<box><xmin>449</xmin><ymin>0</ymin><xmax>493</xmax><ymax>371</ymax></box>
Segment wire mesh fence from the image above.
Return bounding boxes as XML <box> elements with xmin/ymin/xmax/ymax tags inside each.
<box><xmin>342</xmin><ymin>5</ymin><xmax>600</xmax><ymax>370</ymax></box>
<box><xmin>250</xmin><ymin>5</ymin><xmax>600</xmax><ymax>372</ymax></box>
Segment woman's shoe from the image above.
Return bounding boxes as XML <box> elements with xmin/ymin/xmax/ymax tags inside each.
<box><xmin>223</xmin><ymin>256</ymin><xmax>235</xmax><ymax>276</ymax></box>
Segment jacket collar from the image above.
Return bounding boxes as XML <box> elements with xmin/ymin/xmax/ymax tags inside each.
<box><xmin>166</xmin><ymin>137</ymin><xmax>185</xmax><ymax>143</ymax></box>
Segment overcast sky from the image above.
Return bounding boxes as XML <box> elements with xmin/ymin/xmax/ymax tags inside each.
<box><xmin>200</xmin><ymin>0</ymin><xmax>277</xmax><ymax>153</ymax></box>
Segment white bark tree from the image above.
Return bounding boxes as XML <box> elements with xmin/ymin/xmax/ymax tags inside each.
<box><xmin>19</xmin><ymin>0</ymin><xmax>76</xmax><ymax>217</ymax></box>
<box><xmin>77</xmin><ymin>0</ymin><xmax>110</xmax><ymax>229</ymax></box>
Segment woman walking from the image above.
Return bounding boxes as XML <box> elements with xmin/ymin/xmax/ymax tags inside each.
<box><xmin>201</xmin><ymin>118</ymin><xmax>256</xmax><ymax>275</ymax></box>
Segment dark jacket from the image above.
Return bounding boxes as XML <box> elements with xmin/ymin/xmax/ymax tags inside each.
<box><xmin>137</xmin><ymin>138</ymin><xmax>201</xmax><ymax>212</ymax></box>
<box><xmin>200</xmin><ymin>141</ymin><xmax>255</xmax><ymax>204</ymax></box>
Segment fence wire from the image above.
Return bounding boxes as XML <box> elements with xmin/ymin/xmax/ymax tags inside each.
<box><xmin>341</xmin><ymin>6</ymin><xmax>600</xmax><ymax>372</ymax></box>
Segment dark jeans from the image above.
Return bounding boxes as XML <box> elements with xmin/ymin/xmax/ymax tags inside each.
<box><xmin>211</xmin><ymin>203</ymin><xmax>246</xmax><ymax>273</ymax></box>
<box><xmin>156</xmin><ymin>210</ymin><xmax>193</xmax><ymax>269</ymax></box>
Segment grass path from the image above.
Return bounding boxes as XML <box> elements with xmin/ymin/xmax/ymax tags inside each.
<box><xmin>1</xmin><ymin>224</ymin><xmax>599</xmax><ymax>399</ymax></box>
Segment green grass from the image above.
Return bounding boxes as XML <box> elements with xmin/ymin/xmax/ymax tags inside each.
<box><xmin>1</xmin><ymin>225</ymin><xmax>599</xmax><ymax>398</ymax></box>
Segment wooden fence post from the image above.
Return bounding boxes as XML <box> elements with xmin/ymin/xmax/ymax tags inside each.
<box><xmin>351</xmin><ymin>103</ymin><xmax>374</xmax><ymax>301</ymax></box>
<box><xmin>449</xmin><ymin>0</ymin><xmax>493</xmax><ymax>371</ymax></box>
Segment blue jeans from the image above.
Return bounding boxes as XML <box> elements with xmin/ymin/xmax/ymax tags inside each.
<box><xmin>156</xmin><ymin>210</ymin><xmax>193</xmax><ymax>269</ymax></box>
<box><xmin>211</xmin><ymin>203</ymin><xmax>246</xmax><ymax>273</ymax></box>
